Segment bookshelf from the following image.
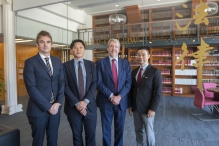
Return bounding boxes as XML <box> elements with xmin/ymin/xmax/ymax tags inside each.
<box><xmin>173</xmin><ymin>46</ymin><xmax>197</xmax><ymax>97</ymax></box>
<box><xmin>202</xmin><ymin>46</ymin><xmax>219</xmax><ymax>86</ymax></box>
<box><xmin>150</xmin><ymin>47</ymin><xmax>173</xmax><ymax>96</ymax></box>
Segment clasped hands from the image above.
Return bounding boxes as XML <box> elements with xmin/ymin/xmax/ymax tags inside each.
<box><xmin>76</xmin><ymin>101</ymin><xmax>88</xmax><ymax>116</ymax></box>
<box><xmin>48</xmin><ymin>103</ymin><xmax>61</xmax><ymax>115</ymax></box>
<box><xmin>110</xmin><ymin>95</ymin><xmax>122</xmax><ymax>105</ymax></box>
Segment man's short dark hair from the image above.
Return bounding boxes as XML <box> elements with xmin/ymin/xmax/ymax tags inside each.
<box><xmin>36</xmin><ymin>30</ymin><xmax>52</xmax><ymax>44</ymax></box>
<box><xmin>70</xmin><ymin>39</ymin><xmax>85</xmax><ymax>49</ymax></box>
<box><xmin>137</xmin><ymin>46</ymin><xmax>150</xmax><ymax>54</ymax></box>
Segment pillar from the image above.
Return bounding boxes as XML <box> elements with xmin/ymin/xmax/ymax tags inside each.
<box><xmin>1</xmin><ymin>0</ymin><xmax>23</xmax><ymax>115</ymax></box>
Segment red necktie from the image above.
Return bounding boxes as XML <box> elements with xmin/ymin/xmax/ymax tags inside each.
<box><xmin>137</xmin><ymin>68</ymin><xmax>143</xmax><ymax>86</ymax></box>
<box><xmin>112</xmin><ymin>59</ymin><xmax>118</xmax><ymax>92</ymax></box>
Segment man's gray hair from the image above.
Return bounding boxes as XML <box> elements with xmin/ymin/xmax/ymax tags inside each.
<box><xmin>107</xmin><ymin>39</ymin><xmax>120</xmax><ymax>48</ymax></box>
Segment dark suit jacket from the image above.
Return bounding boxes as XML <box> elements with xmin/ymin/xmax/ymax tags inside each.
<box><xmin>23</xmin><ymin>53</ymin><xmax>65</xmax><ymax>116</ymax></box>
<box><xmin>129</xmin><ymin>65</ymin><xmax>162</xmax><ymax>114</ymax></box>
<box><xmin>96</xmin><ymin>57</ymin><xmax>132</xmax><ymax>110</ymax></box>
<box><xmin>63</xmin><ymin>59</ymin><xmax>97</xmax><ymax>116</ymax></box>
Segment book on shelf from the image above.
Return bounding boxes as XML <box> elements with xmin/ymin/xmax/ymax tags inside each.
<box><xmin>175</xmin><ymin>78</ymin><xmax>197</xmax><ymax>85</ymax></box>
<box><xmin>175</xmin><ymin>69</ymin><xmax>197</xmax><ymax>75</ymax></box>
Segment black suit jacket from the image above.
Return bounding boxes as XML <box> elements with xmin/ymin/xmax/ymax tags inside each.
<box><xmin>63</xmin><ymin>59</ymin><xmax>97</xmax><ymax>116</ymax></box>
<box><xmin>23</xmin><ymin>53</ymin><xmax>65</xmax><ymax>116</ymax></box>
<box><xmin>129</xmin><ymin>65</ymin><xmax>162</xmax><ymax>114</ymax></box>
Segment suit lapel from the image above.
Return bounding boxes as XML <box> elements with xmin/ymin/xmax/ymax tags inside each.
<box><xmin>37</xmin><ymin>54</ymin><xmax>51</xmax><ymax>77</ymax></box>
<box><xmin>68</xmin><ymin>60</ymin><xmax>77</xmax><ymax>85</ymax></box>
<box><xmin>139</xmin><ymin>65</ymin><xmax>151</xmax><ymax>86</ymax></box>
<box><xmin>104</xmin><ymin>57</ymin><xmax>114</xmax><ymax>82</ymax></box>
<box><xmin>133</xmin><ymin>66</ymin><xmax>140</xmax><ymax>87</ymax></box>
<box><xmin>50</xmin><ymin>56</ymin><xmax>57</xmax><ymax>78</ymax></box>
<box><xmin>84</xmin><ymin>60</ymin><xmax>90</xmax><ymax>92</ymax></box>
<box><xmin>118</xmin><ymin>58</ymin><xmax>123</xmax><ymax>86</ymax></box>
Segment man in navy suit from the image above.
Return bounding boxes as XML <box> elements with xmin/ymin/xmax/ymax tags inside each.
<box><xmin>63</xmin><ymin>39</ymin><xmax>97</xmax><ymax>146</ymax></box>
<box><xmin>23</xmin><ymin>30</ymin><xmax>65</xmax><ymax>146</ymax></box>
<box><xmin>129</xmin><ymin>47</ymin><xmax>162</xmax><ymax>146</ymax></box>
<box><xmin>96</xmin><ymin>39</ymin><xmax>132</xmax><ymax>146</ymax></box>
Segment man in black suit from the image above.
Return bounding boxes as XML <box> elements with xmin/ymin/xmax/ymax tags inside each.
<box><xmin>63</xmin><ymin>39</ymin><xmax>97</xmax><ymax>146</ymax></box>
<box><xmin>129</xmin><ymin>46</ymin><xmax>162</xmax><ymax>146</ymax></box>
<box><xmin>23</xmin><ymin>30</ymin><xmax>65</xmax><ymax>146</ymax></box>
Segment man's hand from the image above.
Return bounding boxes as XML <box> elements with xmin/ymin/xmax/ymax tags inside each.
<box><xmin>48</xmin><ymin>103</ymin><xmax>61</xmax><ymax>115</ymax></box>
<box><xmin>147</xmin><ymin>109</ymin><xmax>155</xmax><ymax>118</ymax></box>
<box><xmin>76</xmin><ymin>101</ymin><xmax>88</xmax><ymax>116</ymax></box>
<box><xmin>128</xmin><ymin>107</ymin><xmax>132</xmax><ymax>116</ymax></box>
<box><xmin>110</xmin><ymin>95</ymin><xmax>122</xmax><ymax>105</ymax></box>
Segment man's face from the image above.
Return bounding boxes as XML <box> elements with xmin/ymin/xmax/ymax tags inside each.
<box><xmin>71</xmin><ymin>42</ymin><xmax>85</xmax><ymax>60</ymax></box>
<box><xmin>36</xmin><ymin>36</ymin><xmax>52</xmax><ymax>56</ymax></box>
<box><xmin>137</xmin><ymin>49</ymin><xmax>150</xmax><ymax>66</ymax></box>
<box><xmin>107</xmin><ymin>41</ymin><xmax>120</xmax><ymax>58</ymax></box>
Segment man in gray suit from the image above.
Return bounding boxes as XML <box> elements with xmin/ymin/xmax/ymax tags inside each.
<box><xmin>129</xmin><ymin>46</ymin><xmax>162</xmax><ymax>146</ymax></box>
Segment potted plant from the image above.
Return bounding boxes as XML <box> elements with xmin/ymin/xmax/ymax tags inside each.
<box><xmin>0</xmin><ymin>68</ymin><xmax>6</xmax><ymax>114</ymax></box>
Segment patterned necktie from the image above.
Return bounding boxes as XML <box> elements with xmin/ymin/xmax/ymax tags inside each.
<box><xmin>137</xmin><ymin>67</ymin><xmax>143</xmax><ymax>86</ymax></box>
<box><xmin>44</xmin><ymin>57</ymin><xmax>52</xmax><ymax>77</ymax></box>
<box><xmin>78</xmin><ymin>61</ymin><xmax>84</xmax><ymax>100</ymax></box>
<box><xmin>44</xmin><ymin>57</ymin><xmax>54</xmax><ymax>103</ymax></box>
<box><xmin>112</xmin><ymin>59</ymin><xmax>118</xmax><ymax>92</ymax></box>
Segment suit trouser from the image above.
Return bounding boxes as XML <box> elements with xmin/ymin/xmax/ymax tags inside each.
<box><xmin>27</xmin><ymin>111</ymin><xmax>60</xmax><ymax>146</ymax></box>
<box><xmin>100</xmin><ymin>105</ymin><xmax>126</xmax><ymax>146</ymax></box>
<box><xmin>67</xmin><ymin>109</ymin><xmax>97</xmax><ymax>146</ymax></box>
<box><xmin>133</xmin><ymin>110</ymin><xmax>155</xmax><ymax>146</ymax></box>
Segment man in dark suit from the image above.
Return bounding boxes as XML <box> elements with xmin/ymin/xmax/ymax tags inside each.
<box><xmin>96</xmin><ymin>39</ymin><xmax>132</xmax><ymax>146</ymax></box>
<box><xmin>23</xmin><ymin>30</ymin><xmax>65</xmax><ymax>146</ymax></box>
<box><xmin>63</xmin><ymin>39</ymin><xmax>97</xmax><ymax>146</ymax></box>
<box><xmin>129</xmin><ymin>47</ymin><xmax>162</xmax><ymax>146</ymax></box>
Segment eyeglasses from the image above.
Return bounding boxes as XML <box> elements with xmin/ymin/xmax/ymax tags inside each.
<box><xmin>137</xmin><ymin>54</ymin><xmax>148</xmax><ymax>57</ymax></box>
<box><xmin>109</xmin><ymin>45</ymin><xmax>119</xmax><ymax>49</ymax></box>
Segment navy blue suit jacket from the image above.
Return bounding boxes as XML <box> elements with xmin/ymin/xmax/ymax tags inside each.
<box><xmin>63</xmin><ymin>59</ymin><xmax>97</xmax><ymax>116</ymax></box>
<box><xmin>96</xmin><ymin>57</ymin><xmax>132</xmax><ymax>110</ymax></box>
<box><xmin>23</xmin><ymin>53</ymin><xmax>65</xmax><ymax>116</ymax></box>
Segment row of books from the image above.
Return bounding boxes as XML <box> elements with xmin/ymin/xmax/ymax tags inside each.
<box><xmin>200</xmin><ymin>26</ymin><xmax>219</xmax><ymax>34</ymax></box>
<box><xmin>94</xmin><ymin>28</ymin><xmax>110</xmax><ymax>32</ymax></box>
<box><xmin>112</xmin><ymin>25</ymin><xmax>127</xmax><ymax>31</ymax></box>
<box><xmin>152</xmin><ymin>11</ymin><xmax>172</xmax><ymax>19</ymax></box>
<box><xmin>160</xmin><ymin>69</ymin><xmax>171</xmax><ymax>75</ymax></box>
<box><xmin>94</xmin><ymin>33</ymin><xmax>127</xmax><ymax>39</ymax></box>
<box><xmin>202</xmin><ymin>70</ymin><xmax>219</xmax><ymax>76</ymax></box>
<box><xmin>152</xmin><ymin>60</ymin><xmax>172</xmax><ymax>66</ymax></box>
<box><xmin>162</xmin><ymin>78</ymin><xmax>172</xmax><ymax>84</ymax></box>
<box><xmin>202</xmin><ymin>79</ymin><xmax>219</xmax><ymax>84</ymax></box>
<box><xmin>203</xmin><ymin>60</ymin><xmax>219</xmax><ymax>66</ymax></box>
<box><xmin>162</xmin><ymin>87</ymin><xmax>172</xmax><ymax>93</ymax></box>
<box><xmin>175</xmin><ymin>78</ymin><xmax>197</xmax><ymax>85</ymax></box>
<box><xmin>130</xmin><ymin>31</ymin><xmax>148</xmax><ymax>37</ymax></box>
<box><xmin>93</xmin><ymin>18</ymin><xmax>109</xmax><ymax>25</ymax></box>
<box><xmin>175</xmin><ymin>69</ymin><xmax>197</xmax><ymax>75</ymax></box>
<box><xmin>94</xmin><ymin>53</ymin><xmax>108</xmax><ymax>58</ymax></box>
<box><xmin>207</xmin><ymin>50</ymin><xmax>219</xmax><ymax>56</ymax></box>
<box><xmin>175</xmin><ymin>50</ymin><xmax>194</xmax><ymax>57</ymax></box>
<box><xmin>176</xmin><ymin>60</ymin><xmax>196</xmax><ymax>66</ymax></box>
<box><xmin>174</xmin><ymin>87</ymin><xmax>183</xmax><ymax>94</ymax></box>
<box><xmin>129</xmin><ymin>60</ymin><xmax>139</xmax><ymax>65</ymax></box>
<box><xmin>152</xmin><ymin>51</ymin><xmax>171</xmax><ymax>57</ymax></box>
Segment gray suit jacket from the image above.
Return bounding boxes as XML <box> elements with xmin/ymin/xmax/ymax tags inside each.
<box><xmin>129</xmin><ymin>65</ymin><xmax>162</xmax><ymax>114</ymax></box>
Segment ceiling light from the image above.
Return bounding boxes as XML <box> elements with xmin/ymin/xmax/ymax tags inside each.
<box><xmin>157</xmin><ymin>0</ymin><xmax>160</xmax><ymax>1</ymax></box>
<box><xmin>196</xmin><ymin>2</ymin><xmax>218</xmax><ymax>16</ymax></box>
<box><xmin>15</xmin><ymin>40</ymin><xmax>33</xmax><ymax>43</ymax></box>
<box><xmin>52</xmin><ymin>44</ymin><xmax>66</xmax><ymax>47</ymax></box>
<box><xmin>115</xmin><ymin>5</ymin><xmax>119</xmax><ymax>7</ymax></box>
<box><xmin>15</xmin><ymin>39</ymin><xmax>23</xmax><ymax>41</ymax></box>
<box><xmin>109</xmin><ymin>14</ymin><xmax>126</xmax><ymax>24</ymax></box>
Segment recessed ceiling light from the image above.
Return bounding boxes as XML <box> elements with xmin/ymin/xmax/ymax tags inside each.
<box><xmin>157</xmin><ymin>0</ymin><xmax>160</xmax><ymax>1</ymax></box>
<box><xmin>115</xmin><ymin>5</ymin><xmax>119</xmax><ymax>7</ymax></box>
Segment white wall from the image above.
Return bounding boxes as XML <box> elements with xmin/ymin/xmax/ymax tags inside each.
<box><xmin>0</xmin><ymin>6</ymin><xmax>2</xmax><ymax>34</ymax></box>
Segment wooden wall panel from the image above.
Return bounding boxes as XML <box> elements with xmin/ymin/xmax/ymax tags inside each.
<box><xmin>125</xmin><ymin>5</ymin><xmax>141</xmax><ymax>24</ymax></box>
<box><xmin>0</xmin><ymin>43</ymin><xmax>5</xmax><ymax>100</ymax></box>
<box><xmin>16</xmin><ymin>45</ymin><xmax>62</xmax><ymax>97</ymax></box>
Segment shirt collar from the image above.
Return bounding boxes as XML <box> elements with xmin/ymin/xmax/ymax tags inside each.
<box><xmin>74</xmin><ymin>58</ymin><xmax>84</xmax><ymax>64</ymax></box>
<box><xmin>140</xmin><ymin>63</ymin><xmax>149</xmax><ymax>71</ymax></box>
<box><xmin>39</xmin><ymin>53</ymin><xmax>50</xmax><ymax>60</ymax></box>
<box><xmin>109</xmin><ymin>56</ymin><xmax>118</xmax><ymax>62</ymax></box>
